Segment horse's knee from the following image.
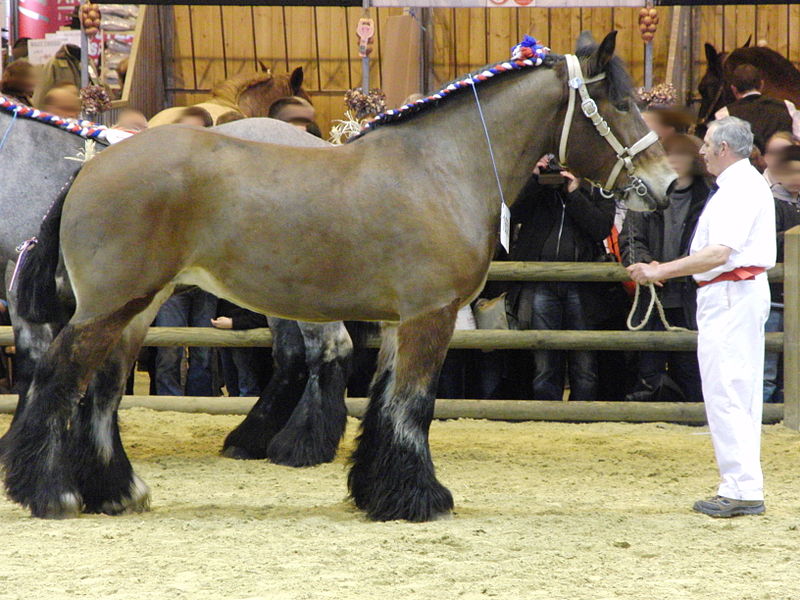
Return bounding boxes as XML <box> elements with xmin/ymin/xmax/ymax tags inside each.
<box><xmin>300</xmin><ymin>322</ymin><xmax>353</xmax><ymax>366</ymax></box>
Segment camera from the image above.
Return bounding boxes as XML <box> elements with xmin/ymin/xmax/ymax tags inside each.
<box><xmin>537</xmin><ymin>154</ymin><xmax>569</xmax><ymax>187</ymax></box>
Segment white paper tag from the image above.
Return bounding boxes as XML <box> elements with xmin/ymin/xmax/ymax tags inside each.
<box><xmin>500</xmin><ymin>202</ymin><xmax>511</xmax><ymax>253</ymax></box>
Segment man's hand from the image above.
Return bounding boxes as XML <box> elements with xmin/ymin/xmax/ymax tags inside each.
<box><xmin>211</xmin><ymin>317</ymin><xmax>233</xmax><ymax>329</ymax></box>
<box><xmin>561</xmin><ymin>170</ymin><xmax>579</xmax><ymax>193</ymax></box>
<box><xmin>627</xmin><ymin>261</ymin><xmax>664</xmax><ymax>286</ymax></box>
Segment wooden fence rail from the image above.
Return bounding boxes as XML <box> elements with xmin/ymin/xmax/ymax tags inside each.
<box><xmin>0</xmin><ymin>327</ymin><xmax>782</xmax><ymax>353</ymax></box>
<box><xmin>1</xmin><ymin>248</ymin><xmax>796</xmax><ymax>428</ymax></box>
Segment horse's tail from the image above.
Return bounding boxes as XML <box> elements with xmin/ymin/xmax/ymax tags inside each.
<box><xmin>15</xmin><ymin>174</ymin><xmax>76</xmax><ymax>323</ymax></box>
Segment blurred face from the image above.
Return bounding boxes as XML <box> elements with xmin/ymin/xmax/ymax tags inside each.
<box><xmin>43</xmin><ymin>89</ymin><xmax>81</xmax><ymax>119</ymax></box>
<box><xmin>776</xmin><ymin>160</ymin><xmax>800</xmax><ymax>194</ymax></box>
<box><xmin>642</xmin><ymin>111</ymin><xmax>673</xmax><ymax>140</ymax></box>
<box><xmin>14</xmin><ymin>69</ymin><xmax>37</xmax><ymax>95</ymax></box>
<box><xmin>764</xmin><ymin>137</ymin><xmax>793</xmax><ymax>171</ymax></box>
<box><xmin>666</xmin><ymin>151</ymin><xmax>694</xmax><ymax>179</ymax></box>
<box><xmin>177</xmin><ymin>115</ymin><xmax>207</xmax><ymax>127</ymax></box>
<box><xmin>116</xmin><ymin>111</ymin><xmax>148</xmax><ymax>132</ymax></box>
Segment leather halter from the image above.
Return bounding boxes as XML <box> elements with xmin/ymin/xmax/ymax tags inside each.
<box><xmin>558</xmin><ymin>54</ymin><xmax>659</xmax><ymax>193</ymax></box>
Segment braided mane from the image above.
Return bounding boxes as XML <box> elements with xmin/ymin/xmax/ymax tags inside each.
<box><xmin>0</xmin><ymin>95</ymin><xmax>107</xmax><ymax>140</ymax></box>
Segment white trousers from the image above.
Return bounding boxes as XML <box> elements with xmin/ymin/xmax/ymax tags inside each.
<box><xmin>696</xmin><ymin>275</ymin><xmax>771</xmax><ymax>501</ymax></box>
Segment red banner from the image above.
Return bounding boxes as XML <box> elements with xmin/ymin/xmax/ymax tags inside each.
<box><xmin>18</xmin><ymin>0</ymin><xmax>79</xmax><ymax>39</ymax></box>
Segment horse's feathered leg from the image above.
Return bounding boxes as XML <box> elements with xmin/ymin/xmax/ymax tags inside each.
<box><xmin>265</xmin><ymin>321</ymin><xmax>352</xmax><ymax>467</ymax></box>
<box><xmin>221</xmin><ymin>318</ymin><xmax>308</xmax><ymax>459</ymax></box>
<box><xmin>0</xmin><ymin>293</ymin><xmax>155</xmax><ymax>518</ymax></box>
<box><xmin>70</xmin><ymin>296</ymin><xmax>169</xmax><ymax>515</ymax></box>
<box><xmin>348</xmin><ymin>300</ymin><xmax>458</xmax><ymax>522</ymax></box>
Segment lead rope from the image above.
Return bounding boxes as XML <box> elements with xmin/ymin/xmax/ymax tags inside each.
<box><xmin>623</xmin><ymin>204</ymin><xmax>686</xmax><ymax>332</ymax></box>
<box><xmin>0</xmin><ymin>109</ymin><xmax>18</xmax><ymax>154</ymax></box>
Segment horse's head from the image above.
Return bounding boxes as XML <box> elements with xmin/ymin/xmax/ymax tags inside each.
<box><xmin>222</xmin><ymin>66</ymin><xmax>312</xmax><ymax>118</ymax></box>
<box><xmin>697</xmin><ymin>43</ymin><xmax>733</xmax><ymax>130</ymax></box>
<box><xmin>556</xmin><ymin>31</ymin><xmax>676</xmax><ymax>211</ymax></box>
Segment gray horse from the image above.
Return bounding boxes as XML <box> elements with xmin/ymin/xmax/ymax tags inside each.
<box><xmin>0</xmin><ymin>110</ymin><xmax>351</xmax><ymax>486</ymax></box>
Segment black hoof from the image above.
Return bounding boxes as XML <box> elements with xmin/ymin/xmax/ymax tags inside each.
<box><xmin>221</xmin><ymin>420</ymin><xmax>273</xmax><ymax>460</ymax></box>
<box><xmin>32</xmin><ymin>491</ymin><xmax>84</xmax><ymax>520</ymax></box>
<box><xmin>348</xmin><ymin>454</ymin><xmax>454</xmax><ymax>522</ymax></box>
<box><xmin>353</xmin><ymin>473</ymin><xmax>454</xmax><ymax>522</ymax></box>
<box><xmin>83</xmin><ymin>473</ymin><xmax>151</xmax><ymax>516</ymax></box>
<box><xmin>266</xmin><ymin>429</ymin><xmax>338</xmax><ymax>467</ymax></box>
<box><xmin>221</xmin><ymin>445</ymin><xmax>257</xmax><ymax>460</ymax></box>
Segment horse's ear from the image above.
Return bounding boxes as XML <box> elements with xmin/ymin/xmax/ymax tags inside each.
<box><xmin>705</xmin><ymin>43</ymin><xmax>722</xmax><ymax>74</ymax></box>
<box><xmin>290</xmin><ymin>67</ymin><xmax>304</xmax><ymax>93</ymax></box>
<box><xmin>587</xmin><ymin>31</ymin><xmax>617</xmax><ymax>76</ymax></box>
<box><xmin>575</xmin><ymin>30</ymin><xmax>596</xmax><ymax>53</ymax></box>
<box><xmin>258</xmin><ymin>60</ymin><xmax>271</xmax><ymax>73</ymax></box>
<box><xmin>741</xmin><ymin>35</ymin><xmax>752</xmax><ymax>48</ymax></box>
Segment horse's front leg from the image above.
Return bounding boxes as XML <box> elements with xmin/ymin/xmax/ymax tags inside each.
<box><xmin>265</xmin><ymin>321</ymin><xmax>352</xmax><ymax>466</ymax></box>
<box><xmin>222</xmin><ymin>318</ymin><xmax>308</xmax><ymax>459</ymax></box>
<box><xmin>348</xmin><ymin>301</ymin><xmax>458</xmax><ymax>522</ymax></box>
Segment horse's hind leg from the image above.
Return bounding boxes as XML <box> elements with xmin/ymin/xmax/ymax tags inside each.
<box><xmin>222</xmin><ymin>318</ymin><xmax>308</xmax><ymax>459</ymax></box>
<box><xmin>348</xmin><ymin>301</ymin><xmax>458</xmax><ymax>522</ymax></box>
<box><xmin>0</xmin><ymin>294</ymin><xmax>153</xmax><ymax>518</ymax></box>
<box><xmin>70</xmin><ymin>307</ymin><xmax>163</xmax><ymax>515</ymax></box>
<box><xmin>265</xmin><ymin>321</ymin><xmax>352</xmax><ymax>467</ymax></box>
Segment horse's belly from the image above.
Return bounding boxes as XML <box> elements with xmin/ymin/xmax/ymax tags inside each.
<box><xmin>175</xmin><ymin>266</ymin><xmax>399</xmax><ymax>322</ymax></box>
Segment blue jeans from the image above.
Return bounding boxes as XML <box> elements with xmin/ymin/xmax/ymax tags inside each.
<box><xmin>154</xmin><ymin>287</ymin><xmax>217</xmax><ymax>396</ymax></box>
<box><xmin>764</xmin><ymin>305</ymin><xmax>783</xmax><ymax>403</ymax></box>
<box><xmin>517</xmin><ymin>282</ymin><xmax>597</xmax><ymax>401</ymax></box>
<box><xmin>220</xmin><ymin>348</ymin><xmax>270</xmax><ymax>397</ymax></box>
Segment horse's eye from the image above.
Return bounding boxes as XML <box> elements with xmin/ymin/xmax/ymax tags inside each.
<box><xmin>614</xmin><ymin>100</ymin><xmax>630</xmax><ymax>112</ymax></box>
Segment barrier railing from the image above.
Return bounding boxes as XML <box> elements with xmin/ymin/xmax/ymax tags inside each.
<box><xmin>1</xmin><ymin>226</ymin><xmax>797</xmax><ymax>427</ymax></box>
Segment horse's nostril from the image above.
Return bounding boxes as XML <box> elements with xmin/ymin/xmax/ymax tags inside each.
<box><xmin>666</xmin><ymin>178</ymin><xmax>677</xmax><ymax>196</ymax></box>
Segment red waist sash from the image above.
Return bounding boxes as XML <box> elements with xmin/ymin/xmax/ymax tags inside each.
<box><xmin>697</xmin><ymin>266</ymin><xmax>766</xmax><ymax>287</ymax></box>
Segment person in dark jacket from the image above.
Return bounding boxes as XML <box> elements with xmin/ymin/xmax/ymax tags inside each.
<box><xmin>763</xmin><ymin>145</ymin><xmax>800</xmax><ymax>402</ymax></box>
<box><xmin>621</xmin><ymin>134</ymin><xmax>711</xmax><ymax>402</ymax></box>
<box><xmin>508</xmin><ymin>154</ymin><xmax>615</xmax><ymax>401</ymax></box>
<box><xmin>212</xmin><ymin>300</ymin><xmax>271</xmax><ymax>397</ymax></box>
<box><xmin>718</xmin><ymin>64</ymin><xmax>793</xmax><ymax>154</ymax></box>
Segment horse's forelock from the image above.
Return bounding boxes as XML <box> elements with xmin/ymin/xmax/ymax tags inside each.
<box><xmin>572</xmin><ymin>45</ymin><xmax>633</xmax><ymax>103</ymax></box>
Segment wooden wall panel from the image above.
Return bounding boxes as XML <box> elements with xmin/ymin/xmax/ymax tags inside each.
<box><xmin>191</xmin><ymin>5</ymin><xmax>226</xmax><ymax>89</ymax></box>
<box><xmin>221</xmin><ymin>6</ymin><xmax>256</xmax><ymax>77</ymax></box>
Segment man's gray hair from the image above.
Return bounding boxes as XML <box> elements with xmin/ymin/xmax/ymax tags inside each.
<box><xmin>708</xmin><ymin>116</ymin><xmax>754</xmax><ymax>157</ymax></box>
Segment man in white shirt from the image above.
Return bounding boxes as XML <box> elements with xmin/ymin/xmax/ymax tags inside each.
<box><xmin>628</xmin><ymin>116</ymin><xmax>776</xmax><ymax>518</ymax></box>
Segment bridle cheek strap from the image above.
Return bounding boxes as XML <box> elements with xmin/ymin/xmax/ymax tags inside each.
<box><xmin>558</xmin><ymin>54</ymin><xmax>659</xmax><ymax>191</ymax></box>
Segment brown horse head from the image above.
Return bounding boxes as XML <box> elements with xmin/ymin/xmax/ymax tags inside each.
<box><xmin>698</xmin><ymin>41</ymin><xmax>800</xmax><ymax>132</ymax></box>
<box><xmin>212</xmin><ymin>66</ymin><xmax>311</xmax><ymax>118</ymax></box>
<box><xmin>559</xmin><ymin>31</ymin><xmax>675</xmax><ymax>209</ymax></box>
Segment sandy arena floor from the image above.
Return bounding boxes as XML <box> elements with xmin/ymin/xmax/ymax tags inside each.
<box><xmin>0</xmin><ymin>409</ymin><xmax>799</xmax><ymax>600</ymax></box>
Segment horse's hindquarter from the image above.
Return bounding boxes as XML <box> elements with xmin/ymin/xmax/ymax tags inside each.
<box><xmin>60</xmin><ymin>126</ymin><xmax>495</xmax><ymax>322</ymax></box>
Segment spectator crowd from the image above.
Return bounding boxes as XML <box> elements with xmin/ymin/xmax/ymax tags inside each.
<box><xmin>1</xmin><ymin>43</ymin><xmax>797</xmax><ymax>404</ymax></box>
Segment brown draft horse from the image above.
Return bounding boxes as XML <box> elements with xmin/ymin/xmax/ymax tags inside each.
<box><xmin>698</xmin><ymin>40</ymin><xmax>800</xmax><ymax>134</ymax></box>
<box><xmin>3</xmin><ymin>32</ymin><xmax>675</xmax><ymax>521</ymax></box>
<box><xmin>148</xmin><ymin>65</ymin><xmax>310</xmax><ymax>126</ymax></box>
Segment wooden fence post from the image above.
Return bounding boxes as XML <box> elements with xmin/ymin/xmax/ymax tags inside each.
<box><xmin>784</xmin><ymin>226</ymin><xmax>800</xmax><ymax>430</ymax></box>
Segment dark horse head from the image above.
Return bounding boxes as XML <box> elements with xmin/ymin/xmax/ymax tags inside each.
<box><xmin>698</xmin><ymin>40</ymin><xmax>800</xmax><ymax>134</ymax></box>
<box><xmin>560</xmin><ymin>31</ymin><xmax>676</xmax><ymax>210</ymax></box>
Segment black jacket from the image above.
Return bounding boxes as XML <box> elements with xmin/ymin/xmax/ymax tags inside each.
<box><xmin>772</xmin><ymin>186</ymin><xmax>800</xmax><ymax>302</ymax></box>
<box><xmin>217</xmin><ymin>299</ymin><xmax>268</xmax><ymax>330</ymax></box>
<box><xmin>727</xmin><ymin>94</ymin><xmax>793</xmax><ymax>153</ymax></box>
<box><xmin>620</xmin><ymin>176</ymin><xmax>711</xmax><ymax>329</ymax></box>
<box><xmin>509</xmin><ymin>176</ymin><xmax>615</xmax><ymax>263</ymax></box>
